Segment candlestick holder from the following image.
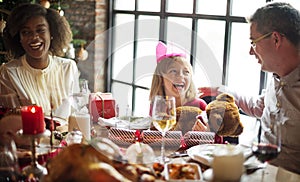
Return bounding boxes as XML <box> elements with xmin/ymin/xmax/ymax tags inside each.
<box><xmin>17</xmin><ymin>129</ymin><xmax>50</xmax><ymax>180</ymax></box>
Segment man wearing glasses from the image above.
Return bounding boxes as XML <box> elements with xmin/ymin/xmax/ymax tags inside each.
<box><xmin>200</xmin><ymin>2</ymin><xmax>300</xmax><ymax>175</ymax></box>
<box><xmin>248</xmin><ymin>2</ymin><xmax>300</xmax><ymax>175</ymax></box>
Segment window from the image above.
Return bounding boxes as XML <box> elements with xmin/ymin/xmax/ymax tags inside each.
<box><xmin>107</xmin><ymin>0</ymin><xmax>300</xmax><ymax>118</ymax></box>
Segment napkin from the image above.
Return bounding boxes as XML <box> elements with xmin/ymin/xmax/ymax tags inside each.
<box><xmin>98</xmin><ymin>116</ymin><xmax>151</xmax><ymax>130</ymax></box>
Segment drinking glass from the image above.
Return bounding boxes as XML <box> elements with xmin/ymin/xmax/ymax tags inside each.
<box><xmin>0</xmin><ymin>134</ymin><xmax>20</xmax><ymax>181</ymax></box>
<box><xmin>151</xmin><ymin>95</ymin><xmax>176</xmax><ymax>164</ymax></box>
<box><xmin>69</xmin><ymin>93</ymin><xmax>89</xmax><ymax>113</ymax></box>
<box><xmin>251</xmin><ymin>120</ymin><xmax>281</xmax><ymax>172</ymax></box>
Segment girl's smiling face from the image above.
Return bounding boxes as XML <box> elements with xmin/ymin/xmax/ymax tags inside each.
<box><xmin>163</xmin><ymin>60</ymin><xmax>192</xmax><ymax>98</ymax></box>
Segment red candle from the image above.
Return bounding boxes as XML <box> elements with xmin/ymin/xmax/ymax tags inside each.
<box><xmin>21</xmin><ymin>105</ymin><xmax>45</xmax><ymax>135</ymax></box>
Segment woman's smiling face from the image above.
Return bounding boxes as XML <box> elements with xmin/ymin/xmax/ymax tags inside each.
<box><xmin>163</xmin><ymin>60</ymin><xmax>192</xmax><ymax>98</ymax></box>
<box><xmin>19</xmin><ymin>16</ymin><xmax>51</xmax><ymax>61</ymax></box>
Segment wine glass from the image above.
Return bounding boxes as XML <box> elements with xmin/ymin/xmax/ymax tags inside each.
<box><xmin>151</xmin><ymin>95</ymin><xmax>176</xmax><ymax>164</ymax></box>
<box><xmin>0</xmin><ymin>134</ymin><xmax>20</xmax><ymax>181</ymax></box>
<box><xmin>251</xmin><ymin>120</ymin><xmax>281</xmax><ymax>173</ymax></box>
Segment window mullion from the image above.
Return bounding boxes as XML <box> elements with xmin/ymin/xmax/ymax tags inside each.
<box><xmin>222</xmin><ymin>0</ymin><xmax>233</xmax><ymax>86</ymax></box>
<box><xmin>131</xmin><ymin>0</ymin><xmax>139</xmax><ymax>114</ymax></box>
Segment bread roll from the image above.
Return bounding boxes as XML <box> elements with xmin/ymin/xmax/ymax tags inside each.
<box><xmin>174</xmin><ymin>106</ymin><xmax>202</xmax><ymax>134</ymax></box>
<box><xmin>206</xmin><ymin>93</ymin><xmax>243</xmax><ymax>137</ymax></box>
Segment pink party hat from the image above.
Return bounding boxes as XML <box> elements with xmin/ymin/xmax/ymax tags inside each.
<box><xmin>156</xmin><ymin>41</ymin><xmax>186</xmax><ymax>63</ymax></box>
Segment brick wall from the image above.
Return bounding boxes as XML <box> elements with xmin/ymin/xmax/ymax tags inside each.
<box><xmin>64</xmin><ymin>0</ymin><xmax>107</xmax><ymax>92</ymax></box>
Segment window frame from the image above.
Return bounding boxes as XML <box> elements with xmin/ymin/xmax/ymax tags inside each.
<box><xmin>106</xmin><ymin>0</ymin><xmax>268</xmax><ymax>115</ymax></box>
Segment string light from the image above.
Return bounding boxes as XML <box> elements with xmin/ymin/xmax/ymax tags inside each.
<box><xmin>40</xmin><ymin>0</ymin><xmax>50</xmax><ymax>9</ymax></box>
<box><xmin>77</xmin><ymin>44</ymin><xmax>88</xmax><ymax>61</ymax></box>
<box><xmin>57</xmin><ymin>0</ymin><xmax>64</xmax><ymax>16</ymax></box>
<box><xmin>0</xmin><ymin>14</ymin><xmax>6</xmax><ymax>36</ymax></box>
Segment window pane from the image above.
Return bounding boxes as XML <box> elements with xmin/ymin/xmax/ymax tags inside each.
<box><xmin>194</xmin><ymin>56</ymin><xmax>220</xmax><ymax>88</ymax></box>
<box><xmin>167</xmin><ymin>17</ymin><xmax>192</xmax><ymax>62</ymax></box>
<box><xmin>138</xmin><ymin>0</ymin><xmax>161</xmax><ymax>12</ymax></box>
<box><xmin>112</xmin><ymin>45</ymin><xmax>133</xmax><ymax>82</ymax></box>
<box><xmin>115</xmin><ymin>14</ymin><xmax>135</xmax><ymax>26</ymax></box>
<box><xmin>115</xmin><ymin>0</ymin><xmax>135</xmax><ymax>11</ymax></box>
<box><xmin>167</xmin><ymin>0</ymin><xmax>193</xmax><ymax>14</ymax></box>
<box><xmin>135</xmin><ymin>16</ymin><xmax>159</xmax><ymax>88</ymax></box>
<box><xmin>113</xmin><ymin>14</ymin><xmax>134</xmax><ymax>82</ymax></box>
<box><xmin>239</xmin><ymin>115</ymin><xmax>259</xmax><ymax>145</ymax></box>
<box><xmin>112</xmin><ymin>82</ymin><xmax>133</xmax><ymax>117</ymax></box>
<box><xmin>228</xmin><ymin>22</ymin><xmax>261</xmax><ymax>95</ymax></box>
<box><xmin>134</xmin><ymin>88</ymin><xmax>151</xmax><ymax>116</ymax></box>
<box><xmin>231</xmin><ymin>0</ymin><xmax>265</xmax><ymax>17</ymax></box>
<box><xmin>194</xmin><ymin>40</ymin><xmax>223</xmax><ymax>88</ymax></box>
<box><xmin>137</xmin><ymin>16</ymin><xmax>160</xmax><ymax>40</ymax></box>
<box><xmin>197</xmin><ymin>0</ymin><xmax>227</xmax><ymax>15</ymax></box>
<box><xmin>194</xmin><ymin>19</ymin><xmax>225</xmax><ymax>87</ymax></box>
<box><xmin>135</xmin><ymin>41</ymin><xmax>157</xmax><ymax>88</ymax></box>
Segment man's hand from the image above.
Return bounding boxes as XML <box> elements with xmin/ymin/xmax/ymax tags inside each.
<box><xmin>198</xmin><ymin>87</ymin><xmax>220</xmax><ymax>98</ymax></box>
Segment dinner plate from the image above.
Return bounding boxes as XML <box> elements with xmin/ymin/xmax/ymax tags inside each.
<box><xmin>187</xmin><ymin>144</ymin><xmax>252</xmax><ymax>167</ymax></box>
<box><xmin>187</xmin><ymin>144</ymin><xmax>223</xmax><ymax>166</ymax></box>
<box><xmin>17</xmin><ymin>136</ymin><xmax>63</xmax><ymax>168</ymax></box>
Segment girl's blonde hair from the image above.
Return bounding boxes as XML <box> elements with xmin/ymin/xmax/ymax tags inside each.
<box><xmin>149</xmin><ymin>56</ymin><xmax>197</xmax><ymax>102</ymax></box>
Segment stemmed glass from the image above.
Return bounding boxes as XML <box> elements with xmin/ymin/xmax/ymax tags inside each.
<box><xmin>20</xmin><ymin>132</ymin><xmax>48</xmax><ymax>180</ymax></box>
<box><xmin>0</xmin><ymin>134</ymin><xmax>20</xmax><ymax>181</ymax></box>
<box><xmin>251</xmin><ymin>119</ymin><xmax>281</xmax><ymax>173</ymax></box>
<box><xmin>151</xmin><ymin>95</ymin><xmax>176</xmax><ymax>164</ymax></box>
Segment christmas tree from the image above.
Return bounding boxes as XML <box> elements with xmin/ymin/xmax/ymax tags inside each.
<box><xmin>0</xmin><ymin>0</ymin><xmax>33</xmax><ymax>64</ymax></box>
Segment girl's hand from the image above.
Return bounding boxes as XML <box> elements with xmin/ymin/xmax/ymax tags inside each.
<box><xmin>192</xmin><ymin>115</ymin><xmax>210</xmax><ymax>132</ymax></box>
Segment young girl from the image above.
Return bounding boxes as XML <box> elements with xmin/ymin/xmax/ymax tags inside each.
<box><xmin>149</xmin><ymin>41</ymin><xmax>208</xmax><ymax>132</ymax></box>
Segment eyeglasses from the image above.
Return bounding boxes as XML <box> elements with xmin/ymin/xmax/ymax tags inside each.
<box><xmin>250</xmin><ymin>32</ymin><xmax>273</xmax><ymax>49</ymax></box>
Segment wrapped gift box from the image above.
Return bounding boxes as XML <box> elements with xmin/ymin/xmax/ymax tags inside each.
<box><xmin>89</xmin><ymin>92</ymin><xmax>116</xmax><ymax>122</ymax></box>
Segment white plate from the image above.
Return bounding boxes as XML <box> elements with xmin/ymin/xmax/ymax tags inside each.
<box><xmin>187</xmin><ymin>144</ymin><xmax>253</xmax><ymax>167</ymax></box>
<box><xmin>187</xmin><ymin>144</ymin><xmax>224</xmax><ymax>166</ymax></box>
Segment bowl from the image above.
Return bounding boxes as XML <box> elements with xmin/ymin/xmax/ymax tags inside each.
<box><xmin>165</xmin><ymin>162</ymin><xmax>202</xmax><ymax>181</ymax></box>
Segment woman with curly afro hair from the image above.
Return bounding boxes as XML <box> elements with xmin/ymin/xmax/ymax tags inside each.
<box><xmin>0</xmin><ymin>3</ymin><xmax>79</xmax><ymax>119</ymax></box>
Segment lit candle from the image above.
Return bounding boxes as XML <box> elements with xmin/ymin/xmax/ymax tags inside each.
<box><xmin>21</xmin><ymin>105</ymin><xmax>45</xmax><ymax>135</ymax></box>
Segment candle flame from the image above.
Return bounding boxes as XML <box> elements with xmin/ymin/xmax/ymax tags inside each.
<box><xmin>30</xmin><ymin>106</ymin><xmax>36</xmax><ymax>113</ymax></box>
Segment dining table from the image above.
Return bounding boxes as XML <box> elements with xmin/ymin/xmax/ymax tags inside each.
<box><xmin>240</xmin><ymin>164</ymin><xmax>278</xmax><ymax>182</ymax></box>
<box><xmin>0</xmin><ymin>100</ymin><xmax>295</xmax><ymax>182</ymax></box>
<box><xmin>183</xmin><ymin>155</ymin><xmax>278</xmax><ymax>182</ymax></box>
<box><xmin>102</xmin><ymin>124</ymin><xmax>281</xmax><ymax>182</ymax></box>
<box><xmin>8</xmin><ymin>116</ymin><xmax>287</xmax><ymax>182</ymax></box>
<box><xmin>154</xmin><ymin>144</ymin><xmax>279</xmax><ymax>182</ymax></box>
